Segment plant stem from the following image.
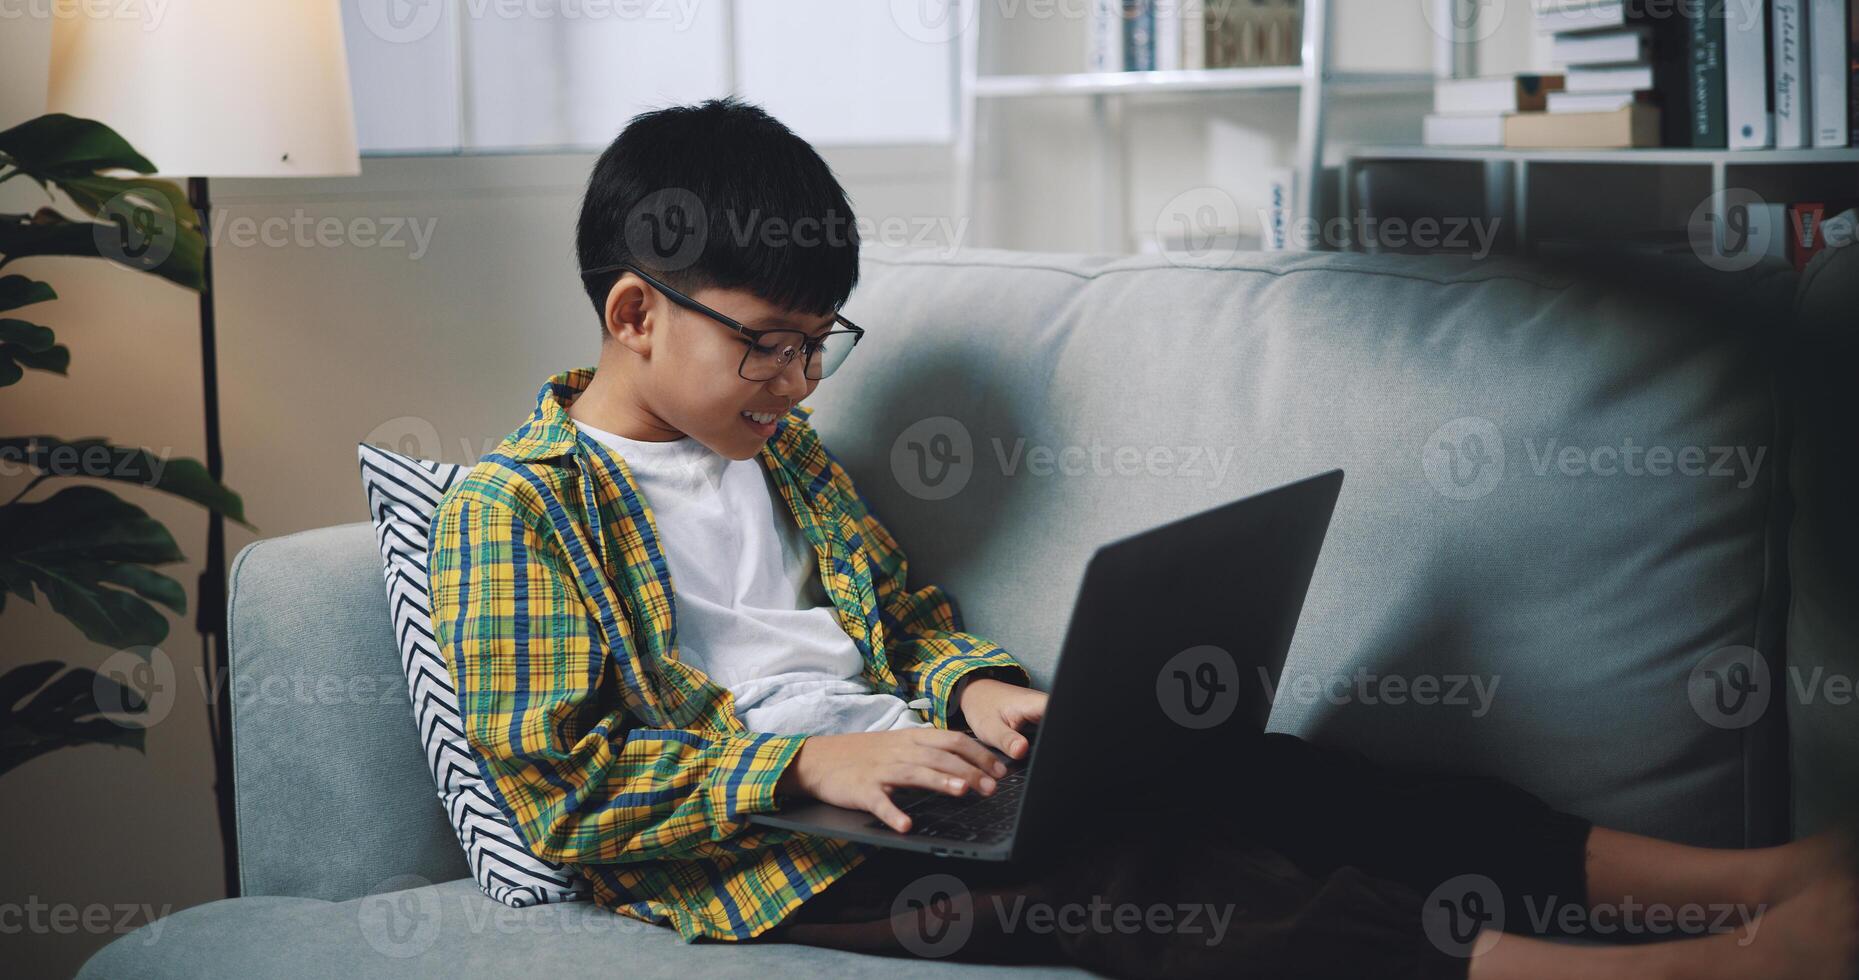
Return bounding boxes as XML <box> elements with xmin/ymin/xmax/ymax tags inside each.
<box><xmin>2</xmin><ymin>474</ymin><xmax>46</xmax><ymax>508</ymax></box>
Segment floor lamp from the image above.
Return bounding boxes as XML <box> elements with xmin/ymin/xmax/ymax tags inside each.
<box><xmin>45</xmin><ymin>2</ymin><xmax>360</xmax><ymax>898</ymax></box>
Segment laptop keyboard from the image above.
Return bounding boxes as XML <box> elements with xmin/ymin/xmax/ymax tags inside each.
<box><xmin>871</xmin><ymin>770</ymin><xmax>1028</xmax><ymax>843</ymax></box>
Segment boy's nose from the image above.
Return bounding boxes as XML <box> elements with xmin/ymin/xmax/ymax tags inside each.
<box><xmin>767</xmin><ymin>353</ymin><xmax>810</xmax><ymax>395</ymax></box>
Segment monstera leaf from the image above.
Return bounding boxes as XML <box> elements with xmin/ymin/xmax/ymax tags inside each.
<box><xmin>0</xmin><ymin>204</ymin><xmax>204</xmax><ymax>291</ymax></box>
<box><xmin>0</xmin><ymin>437</ymin><xmax>248</xmax><ymax>526</ymax></box>
<box><xmin>0</xmin><ymin>112</ymin><xmax>158</xmax><ymax>177</ymax></box>
<box><xmin>0</xmin><ymin>660</ymin><xmax>146</xmax><ymax>776</ymax></box>
<box><xmin>0</xmin><ymin>114</ymin><xmax>205</xmax><ymax>290</ymax></box>
<box><xmin>0</xmin><ymin>274</ymin><xmax>63</xmax><ymax>387</ymax></box>
<box><xmin>0</xmin><ymin>486</ymin><xmax>187</xmax><ymax>649</ymax></box>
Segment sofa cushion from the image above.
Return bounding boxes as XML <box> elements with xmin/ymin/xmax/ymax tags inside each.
<box><xmin>76</xmin><ymin>877</ymin><xmax>1088</xmax><ymax>979</ymax></box>
<box><xmin>357</xmin><ymin>443</ymin><xmax>589</xmax><ymax>907</ymax></box>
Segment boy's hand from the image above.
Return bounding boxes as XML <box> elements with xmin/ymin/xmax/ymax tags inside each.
<box><xmin>956</xmin><ymin>677</ymin><xmax>1046</xmax><ymax>762</ymax></box>
<box><xmin>777</xmin><ymin>729</ymin><xmax>1009</xmax><ymax>834</ymax></box>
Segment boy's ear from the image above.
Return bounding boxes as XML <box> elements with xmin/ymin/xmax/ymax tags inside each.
<box><xmin>603</xmin><ymin>276</ymin><xmax>653</xmax><ymax>355</ymax></box>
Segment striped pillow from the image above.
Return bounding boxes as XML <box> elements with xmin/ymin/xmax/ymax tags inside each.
<box><xmin>357</xmin><ymin>443</ymin><xmax>588</xmax><ymax>907</ymax></box>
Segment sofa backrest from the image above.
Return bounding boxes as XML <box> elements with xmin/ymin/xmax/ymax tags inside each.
<box><xmin>810</xmin><ymin>248</ymin><xmax>1795</xmax><ymax>849</ymax></box>
<box><xmin>230</xmin><ymin>248</ymin><xmax>1824</xmax><ymax>900</ymax></box>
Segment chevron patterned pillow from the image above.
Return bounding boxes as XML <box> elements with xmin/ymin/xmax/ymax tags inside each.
<box><xmin>357</xmin><ymin>443</ymin><xmax>589</xmax><ymax>908</ymax></box>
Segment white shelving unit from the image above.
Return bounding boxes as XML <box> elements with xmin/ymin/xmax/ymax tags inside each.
<box><xmin>1340</xmin><ymin>145</ymin><xmax>1859</xmax><ymax>254</ymax></box>
<box><xmin>950</xmin><ymin>0</ymin><xmax>1435</xmax><ymax>253</ymax></box>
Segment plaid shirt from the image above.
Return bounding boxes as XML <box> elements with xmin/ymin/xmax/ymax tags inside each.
<box><xmin>428</xmin><ymin>368</ymin><xmax>1028</xmax><ymax>941</ymax></box>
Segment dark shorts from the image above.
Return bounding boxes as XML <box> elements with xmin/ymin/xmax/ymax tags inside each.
<box><xmin>760</xmin><ymin>732</ymin><xmax>1594</xmax><ymax>980</ymax></box>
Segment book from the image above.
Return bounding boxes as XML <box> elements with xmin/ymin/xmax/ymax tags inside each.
<box><xmin>1682</xmin><ymin>0</ymin><xmax>1728</xmax><ymax>146</ymax></box>
<box><xmin>1773</xmin><ymin>0</ymin><xmax>1810</xmax><ymax>148</ymax></box>
<box><xmin>1424</xmin><ymin>113</ymin><xmax>1507</xmax><ymax>147</ymax></box>
<box><xmin>1205</xmin><ymin>0</ymin><xmax>1243</xmax><ymax>68</ymax></box>
<box><xmin>1155</xmin><ymin>0</ymin><xmax>1183</xmax><ymax>70</ymax></box>
<box><xmin>1181</xmin><ymin>0</ymin><xmax>1206</xmax><ymax>68</ymax></box>
<box><xmin>1535</xmin><ymin>0</ymin><xmax>1633</xmax><ymax>33</ymax></box>
<box><xmin>1433</xmin><ymin>74</ymin><xmax>1565</xmax><ymax>114</ymax></box>
<box><xmin>1566</xmin><ymin>64</ymin><xmax>1655</xmax><ymax>92</ymax></box>
<box><xmin>1089</xmin><ymin>0</ymin><xmax>1124</xmax><ymax>71</ymax></box>
<box><xmin>1503</xmin><ymin>102</ymin><xmax>1663</xmax><ymax>146</ymax></box>
<box><xmin>1553</xmin><ymin>27</ymin><xmax>1653</xmax><ymax>65</ymax></box>
<box><xmin>1811</xmin><ymin>0</ymin><xmax>1851</xmax><ymax>145</ymax></box>
<box><xmin>1787</xmin><ymin>202</ymin><xmax>1828</xmax><ymax>270</ymax></box>
<box><xmin>1125</xmin><ymin>0</ymin><xmax>1157</xmax><ymax>72</ymax></box>
<box><xmin>1261</xmin><ymin>168</ymin><xmax>1295</xmax><ymax>250</ymax></box>
<box><xmin>1205</xmin><ymin>0</ymin><xmax>1299</xmax><ymax>68</ymax></box>
<box><xmin>1726</xmin><ymin>0</ymin><xmax>1773</xmax><ymax>148</ymax></box>
<box><xmin>1548</xmin><ymin>89</ymin><xmax>1656</xmax><ymax>112</ymax></box>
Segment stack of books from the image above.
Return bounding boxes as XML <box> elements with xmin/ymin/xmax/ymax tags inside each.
<box><xmin>1521</xmin><ymin>0</ymin><xmax>1857</xmax><ymax>149</ymax></box>
<box><xmin>1424</xmin><ymin>1</ymin><xmax>1858</xmax><ymax>149</ymax></box>
<box><xmin>1518</xmin><ymin>2</ymin><xmax>1663</xmax><ymax>148</ymax></box>
<box><xmin>1088</xmin><ymin>0</ymin><xmax>1302</xmax><ymax>72</ymax></box>
<box><xmin>1423</xmin><ymin>74</ymin><xmax>1564</xmax><ymax>146</ymax></box>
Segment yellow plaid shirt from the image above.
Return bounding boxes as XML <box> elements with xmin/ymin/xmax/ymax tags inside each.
<box><xmin>428</xmin><ymin>368</ymin><xmax>1028</xmax><ymax>941</ymax></box>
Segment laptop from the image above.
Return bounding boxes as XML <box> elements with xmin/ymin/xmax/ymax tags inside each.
<box><xmin>749</xmin><ymin>468</ymin><xmax>1343</xmax><ymax>861</ymax></box>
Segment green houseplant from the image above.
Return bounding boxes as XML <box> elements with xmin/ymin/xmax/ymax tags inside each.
<box><xmin>0</xmin><ymin>113</ymin><xmax>247</xmax><ymax>774</ymax></box>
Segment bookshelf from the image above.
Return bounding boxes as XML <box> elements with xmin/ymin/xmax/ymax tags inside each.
<box><xmin>1339</xmin><ymin>146</ymin><xmax>1859</xmax><ymax>255</ymax></box>
<box><xmin>951</xmin><ymin>0</ymin><xmax>1436</xmax><ymax>253</ymax></box>
<box><xmin>1345</xmin><ymin>147</ymin><xmax>1859</xmax><ymax>165</ymax></box>
<box><xmin>970</xmin><ymin>66</ymin><xmax>1429</xmax><ymax>98</ymax></box>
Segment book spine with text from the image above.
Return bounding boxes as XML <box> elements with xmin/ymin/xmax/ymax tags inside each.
<box><xmin>1728</xmin><ymin>0</ymin><xmax>1774</xmax><ymax>147</ymax></box>
<box><xmin>1646</xmin><ymin>0</ymin><xmax>1725</xmax><ymax>146</ymax></box>
<box><xmin>1689</xmin><ymin>0</ymin><xmax>1729</xmax><ymax>146</ymax></box>
<box><xmin>1773</xmin><ymin>0</ymin><xmax>1810</xmax><ymax>148</ymax></box>
<box><xmin>1811</xmin><ymin>0</ymin><xmax>1851</xmax><ymax>144</ymax></box>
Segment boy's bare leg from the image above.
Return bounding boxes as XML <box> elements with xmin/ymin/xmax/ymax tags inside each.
<box><xmin>1467</xmin><ymin>873</ymin><xmax>1858</xmax><ymax>980</ymax></box>
<box><xmin>1462</xmin><ymin>828</ymin><xmax>1859</xmax><ymax>980</ymax></box>
<box><xmin>1583</xmin><ymin>825</ymin><xmax>1855</xmax><ymax>912</ymax></box>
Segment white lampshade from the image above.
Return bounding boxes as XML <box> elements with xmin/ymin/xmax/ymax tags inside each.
<box><xmin>45</xmin><ymin>0</ymin><xmax>360</xmax><ymax>179</ymax></box>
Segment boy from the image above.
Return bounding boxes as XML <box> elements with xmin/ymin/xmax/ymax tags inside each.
<box><xmin>429</xmin><ymin>99</ymin><xmax>1856</xmax><ymax>978</ymax></box>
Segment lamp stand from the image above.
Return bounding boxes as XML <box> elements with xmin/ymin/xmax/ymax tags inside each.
<box><xmin>188</xmin><ymin>175</ymin><xmax>240</xmax><ymax>900</ymax></box>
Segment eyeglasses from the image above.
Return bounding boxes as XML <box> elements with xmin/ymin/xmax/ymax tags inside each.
<box><xmin>581</xmin><ymin>261</ymin><xmax>865</xmax><ymax>382</ymax></box>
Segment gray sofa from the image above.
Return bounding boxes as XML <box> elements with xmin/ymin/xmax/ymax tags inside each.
<box><xmin>81</xmin><ymin>247</ymin><xmax>1858</xmax><ymax>978</ymax></box>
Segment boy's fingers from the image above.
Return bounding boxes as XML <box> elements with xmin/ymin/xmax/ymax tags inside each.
<box><xmin>892</xmin><ymin>763</ymin><xmax>971</xmax><ymax>798</ymax></box>
<box><xmin>867</xmin><ymin>791</ymin><xmax>911</xmax><ymax>834</ymax></box>
<box><xmin>1003</xmin><ymin>725</ymin><xmax>1033</xmax><ymax>762</ymax></box>
<box><xmin>948</xmin><ymin>731</ymin><xmax>1009</xmax><ymax>776</ymax></box>
<box><xmin>974</xmin><ymin>716</ymin><xmax>1010</xmax><ymax>752</ymax></box>
<box><xmin>912</xmin><ymin>748</ymin><xmax>995</xmax><ymax>793</ymax></box>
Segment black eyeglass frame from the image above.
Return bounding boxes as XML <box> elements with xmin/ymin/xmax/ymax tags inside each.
<box><xmin>580</xmin><ymin>261</ymin><xmax>865</xmax><ymax>382</ymax></box>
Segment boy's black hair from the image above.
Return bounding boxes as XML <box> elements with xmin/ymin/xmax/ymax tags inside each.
<box><xmin>576</xmin><ymin>97</ymin><xmax>860</xmax><ymax>333</ymax></box>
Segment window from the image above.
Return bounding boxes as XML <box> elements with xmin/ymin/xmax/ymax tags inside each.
<box><xmin>342</xmin><ymin>0</ymin><xmax>956</xmax><ymax>153</ymax></box>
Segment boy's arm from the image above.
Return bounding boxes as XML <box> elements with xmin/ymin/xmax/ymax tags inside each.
<box><xmin>429</xmin><ymin>486</ymin><xmax>805</xmax><ymax>866</ymax></box>
<box><xmin>828</xmin><ymin>464</ymin><xmax>1030</xmax><ymax>730</ymax></box>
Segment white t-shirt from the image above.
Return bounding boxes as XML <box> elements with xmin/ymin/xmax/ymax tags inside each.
<box><xmin>577</xmin><ymin>420</ymin><xmax>930</xmax><ymax>736</ymax></box>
